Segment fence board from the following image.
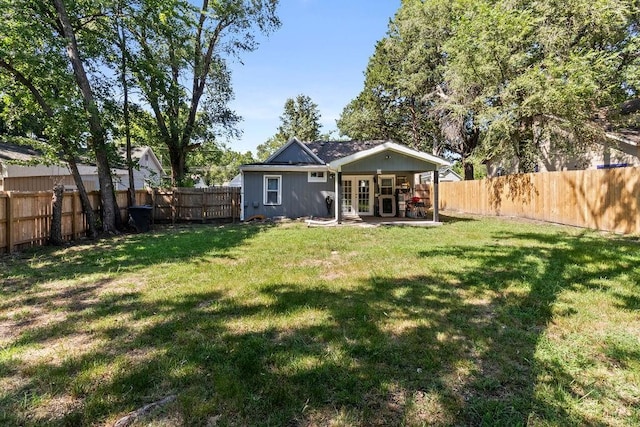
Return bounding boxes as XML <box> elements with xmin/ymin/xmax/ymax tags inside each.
<box><xmin>439</xmin><ymin>167</ymin><xmax>640</xmax><ymax>234</ymax></box>
<box><xmin>0</xmin><ymin>187</ymin><xmax>240</xmax><ymax>254</ymax></box>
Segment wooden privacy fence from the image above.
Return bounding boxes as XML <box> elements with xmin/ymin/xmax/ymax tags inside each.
<box><xmin>438</xmin><ymin>167</ymin><xmax>640</xmax><ymax>234</ymax></box>
<box><xmin>0</xmin><ymin>187</ymin><xmax>241</xmax><ymax>254</ymax></box>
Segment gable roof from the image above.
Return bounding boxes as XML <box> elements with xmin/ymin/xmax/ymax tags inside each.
<box><xmin>242</xmin><ymin>139</ymin><xmax>450</xmax><ymax>172</ymax></box>
<box><xmin>265</xmin><ymin>137</ymin><xmax>324</xmax><ymax>165</ymax></box>
<box><xmin>328</xmin><ymin>141</ymin><xmax>450</xmax><ymax>170</ymax></box>
<box><xmin>115</xmin><ymin>146</ymin><xmax>164</xmax><ymax>172</ymax></box>
<box><xmin>305</xmin><ymin>140</ymin><xmax>387</xmax><ymax>163</ymax></box>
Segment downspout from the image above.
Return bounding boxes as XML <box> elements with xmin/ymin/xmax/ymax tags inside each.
<box><xmin>433</xmin><ymin>169</ymin><xmax>439</xmax><ymax>222</ymax></box>
<box><xmin>337</xmin><ymin>171</ymin><xmax>343</xmax><ymax>224</ymax></box>
<box><xmin>240</xmin><ymin>170</ymin><xmax>245</xmax><ymax>221</ymax></box>
<box><xmin>333</xmin><ymin>169</ymin><xmax>339</xmax><ymax>222</ymax></box>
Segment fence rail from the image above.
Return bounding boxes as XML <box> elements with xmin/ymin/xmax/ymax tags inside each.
<box><xmin>438</xmin><ymin>167</ymin><xmax>640</xmax><ymax>234</ymax></box>
<box><xmin>0</xmin><ymin>187</ymin><xmax>240</xmax><ymax>254</ymax></box>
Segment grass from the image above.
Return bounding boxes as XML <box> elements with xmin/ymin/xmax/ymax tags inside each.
<box><xmin>1</xmin><ymin>215</ymin><xmax>639</xmax><ymax>426</ymax></box>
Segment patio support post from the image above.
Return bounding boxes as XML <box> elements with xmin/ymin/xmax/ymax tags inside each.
<box><xmin>433</xmin><ymin>169</ymin><xmax>439</xmax><ymax>222</ymax></box>
<box><xmin>337</xmin><ymin>171</ymin><xmax>342</xmax><ymax>224</ymax></box>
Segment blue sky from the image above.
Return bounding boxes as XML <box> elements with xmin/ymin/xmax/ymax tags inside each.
<box><xmin>226</xmin><ymin>0</ymin><xmax>401</xmax><ymax>153</ymax></box>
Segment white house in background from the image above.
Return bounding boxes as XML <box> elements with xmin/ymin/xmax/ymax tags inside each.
<box><xmin>420</xmin><ymin>166</ymin><xmax>463</xmax><ymax>184</ymax></box>
<box><xmin>0</xmin><ymin>142</ymin><xmax>165</xmax><ymax>191</ymax></box>
<box><xmin>226</xmin><ymin>173</ymin><xmax>242</xmax><ymax>187</ymax></box>
<box><xmin>114</xmin><ymin>146</ymin><xmax>165</xmax><ymax>190</ymax></box>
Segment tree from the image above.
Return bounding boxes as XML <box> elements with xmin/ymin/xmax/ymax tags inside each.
<box><xmin>339</xmin><ymin>0</ymin><xmax>639</xmax><ymax>178</ymax></box>
<box><xmin>0</xmin><ymin>0</ymin><xmax>114</xmax><ymax>236</ymax></box>
<box><xmin>256</xmin><ymin>94</ymin><xmax>323</xmax><ymax>160</ymax></box>
<box><xmin>442</xmin><ymin>0</ymin><xmax>639</xmax><ymax>172</ymax></box>
<box><xmin>122</xmin><ymin>0</ymin><xmax>280</xmax><ymax>185</ymax></box>
<box><xmin>52</xmin><ymin>0</ymin><xmax>121</xmax><ymax>232</ymax></box>
<box><xmin>206</xmin><ymin>146</ymin><xmax>255</xmax><ymax>185</ymax></box>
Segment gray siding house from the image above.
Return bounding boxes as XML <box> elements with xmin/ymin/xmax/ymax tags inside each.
<box><xmin>240</xmin><ymin>138</ymin><xmax>449</xmax><ymax>221</ymax></box>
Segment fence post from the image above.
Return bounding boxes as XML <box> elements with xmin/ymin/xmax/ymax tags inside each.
<box><xmin>171</xmin><ymin>188</ymin><xmax>177</xmax><ymax>224</ymax></box>
<box><xmin>151</xmin><ymin>188</ymin><xmax>156</xmax><ymax>225</ymax></box>
<box><xmin>71</xmin><ymin>191</ymin><xmax>78</xmax><ymax>239</ymax></box>
<box><xmin>201</xmin><ymin>190</ymin><xmax>206</xmax><ymax>224</ymax></box>
<box><xmin>6</xmin><ymin>192</ymin><xmax>13</xmax><ymax>253</ymax></box>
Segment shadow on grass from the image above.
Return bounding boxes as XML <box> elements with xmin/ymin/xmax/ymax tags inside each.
<box><xmin>0</xmin><ymin>223</ymin><xmax>274</xmax><ymax>294</ymax></box>
<box><xmin>1</xmin><ymin>226</ymin><xmax>639</xmax><ymax>425</ymax></box>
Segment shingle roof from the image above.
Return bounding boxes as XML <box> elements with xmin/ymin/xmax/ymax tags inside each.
<box><xmin>304</xmin><ymin>140</ymin><xmax>389</xmax><ymax>163</ymax></box>
<box><xmin>0</xmin><ymin>141</ymin><xmax>42</xmax><ymax>162</ymax></box>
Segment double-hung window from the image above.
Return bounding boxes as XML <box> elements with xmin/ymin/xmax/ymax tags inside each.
<box><xmin>264</xmin><ymin>175</ymin><xmax>282</xmax><ymax>205</ymax></box>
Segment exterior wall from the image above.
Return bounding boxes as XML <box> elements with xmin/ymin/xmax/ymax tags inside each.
<box><xmin>1</xmin><ymin>162</ymin><xmax>161</xmax><ymax>192</ymax></box>
<box><xmin>243</xmin><ymin>171</ymin><xmax>335</xmax><ymax>219</ymax></box>
<box><xmin>341</xmin><ymin>150</ymin><xmax>438</xmax><ymax>174</ymax></box>
<box><xmin>1</xmin><ymin>175</ymin><xmax>96</xmax><ymax>192</ymax></box>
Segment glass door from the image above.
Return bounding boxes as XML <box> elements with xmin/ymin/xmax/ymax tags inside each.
<box><xmin>342</xmin><ymin>176</ymin><xmax>373</xmax><ymax>215</ymax></box>
<box><xmin>341</xmin><ymin>179</ymin><xmax>354</xmax><ymax>215</ymax></box>
<box><xmin>357</xmin><ymin>179</ymin><xmax>372</xmax><ymax>215</ymax></box>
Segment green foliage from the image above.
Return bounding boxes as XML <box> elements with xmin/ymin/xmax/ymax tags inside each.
<box><xmin>205</xmin><ymin>146</ymin><xmax>255</xmax><ymax>185</ymax></box>
<box><xmin>256</xmin><ymin>94</ymin><xmax>323</xmax><ymax>160</ymax></box>
<box><xmin>340</xmin><ymin>0</ymin><xmax>640</xmax><ymax>177</ymax></box>
<box><xmin>121</xmin><ymin>0</ymin><xmax>280</xmax><ymax>183</ymax></box>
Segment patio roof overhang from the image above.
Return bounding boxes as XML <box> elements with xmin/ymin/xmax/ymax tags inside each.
<box><xmin>328</xmin><ymin>141</ymin><xmax>450</xmax><ymax>173</ymax></box>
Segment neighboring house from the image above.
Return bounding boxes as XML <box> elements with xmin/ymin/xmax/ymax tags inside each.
<box><xmin>239</xmin><ymin>138</ymin><xmax>450</xmax><ymax>221</ymax></box>
<box><xmin>420</xmin><ymin>166</ymin><xmax>462</xmax><ymax>184</ymax></box>
<box><xmin>114</xmin><ymin>146</ymin><xmax>165</xmax><ymax>190</ymax></box>
<box><xmin>485</xmin><ymin>129</ymin><xmax>640</xmax><ymax>177</ymax></box>
<box><xmin>226</xmin><ymin>174</ymin><xmax>242</xmax><ymax>187</ymax></box>
<box><xmin>0</xmin><ymin>141</ymin><xmax>164</xmax><ymax>191</ymax></box>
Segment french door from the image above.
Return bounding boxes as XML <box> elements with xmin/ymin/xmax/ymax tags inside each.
<box><xmin>341</xmin><ymin>176</ymin><xmax>373</xmax><ymax>216</ymax></box>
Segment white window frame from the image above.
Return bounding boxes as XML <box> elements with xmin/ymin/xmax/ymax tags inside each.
<box><xmin>308</xmin><ymin>170</ymin><xmax>327</xmax><ymax>183</ymax></box>
<box><xmin>379</xmin><ymin>174</ymin><xmax>395</xmax><ymax>195</ymax></box>
<box><xmin>263</xmin><ymin>175</ymin><xmax>282</xmax><ymax>206</ymax></box>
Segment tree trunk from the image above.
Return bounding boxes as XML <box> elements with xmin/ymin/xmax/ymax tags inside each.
<box><xmin>0</xmin><ymin>58</ymin><xmax>101</xmax><ymax>239</ymax></box>
<box><xmin>169</xmin><ymin>145</ymin><xmax>186</xmax><ymax>186</ymax></box>
<box><xmin>49</xmin><ymin>183</ymin><xmax>65</xmax><ymax>246</ymax></box>
<box><xmin>117</xmin><ymin>1</ymin><xmax>135</xmax><ymax>207</ymax></box>
<box><xmin>65</xmin><ymin>152</ymin><xmax>98</xmax><ymax>238</ymax></box>
<box><xmin>463</xmin><ymin>161</ymin><xmax>474</xmax><ymax>180</ymax></box>
<box><xmin>53</xmin><ymin>0</ymin><xmax>120</xmax><ymax>233</ymax></box>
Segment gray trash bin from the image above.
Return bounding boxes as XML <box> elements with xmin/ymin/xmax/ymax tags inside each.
<box><xmin>128</xmin><ymin>205</ymin><xmax>153</xmax><ymax>232</ymax></box>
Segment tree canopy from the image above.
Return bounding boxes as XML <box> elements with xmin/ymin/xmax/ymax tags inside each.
<box><xmin>338</xmin><ymin>0</ymin><xmax>640</xmax><ymax>179</ymax></box>
<box><xmin>256</xmin><ymin>94</ymin><xmax>324</xmax><ymax>160</ymax></box>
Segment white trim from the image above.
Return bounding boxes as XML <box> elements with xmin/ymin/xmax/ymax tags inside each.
<box><xmin>334</xmin><ymin>172</ymin><xmax>339</xmax><ymax>221</ymax></box>
<box><xmin>240</xmin><ymin>170</ymin><xmax>245</xmax><ymax>221</ymax></box>
<box><xmin>329</xmin><ymin>141</ymin><xmax>450</xmax><ymax>171</ymax></box>
<box><xmin>341</xmin><ymin>175</ymin><xmax>374</xmax><ymax>216</ymax></box>
<box><xmin>605</xmin><ymin>132</ymin><xmax>639</xmax><ymax>147</ymax></box>
<box><xmin>240</xmin><ymin>164</ymin><xmax>330</xmax><ymax>173</ymax></box>
<box><xmin>265</xmin><ymin>137</ymin><xmax>326</xmax><ymax>165</ymax></box>
<box><xmin>263</xmin><ymin>175</ymin><xmax>282</xmax><ymax>206</ymax></box>
<box><xmin>308</xmin><ymin>170</ymin><xmax>327</xmax><ymax>182</ymax></box>
<box><xmin>378</xmin><ymin>195</ymin><xmax>396</xmax><ymax>217</ymax></box>
<box><xmin>378</xmin><ymin>174</ymin><xmax>396</xmax><ymax>196</ymax></box>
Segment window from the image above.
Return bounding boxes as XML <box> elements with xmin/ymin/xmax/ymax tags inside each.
<box><xmin>308</xmin><ymin>170</ymin><xmax>327</xmax><ymax>183</ymax></box>
<box><xmin>379</xmin><ymin>175</ymin><xmax>395</xmax><ymax>195</ymax></box>
<box><xmin>264</xmin><ymin>175</ymin><xmax>282</xmax><ymax>205</ymax></box>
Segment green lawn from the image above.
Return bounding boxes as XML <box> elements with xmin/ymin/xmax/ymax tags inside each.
<box><xmin>1</xmin><ymin>215</ymin><xmax>639</xmax><ymax>426</ymax></box>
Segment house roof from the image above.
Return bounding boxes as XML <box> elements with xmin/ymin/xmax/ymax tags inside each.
<box><xmin>305</xmin><ymin>140</ymin><xmax>388</xmax><ymax>163</ymax></box>
<box><xmin>328</xmin><ymin>141</ymin><xmax>450</xmax><ymax>171</ymax></box>
<box><xmin>266</xmin><ymin>137</ymin><xmax>324</xmax><ymax>164</ymax></box>
<box><xmin>0</xmin><ymin>141</ymin><xmax>43</xmax><ymax>162</ymax></box>
<box><xmin>241</xmin><ymin>139</ymin><xmax>450</xmax><ymax>172</ymax></box>
<box><xmin>605</xmin><ymin>129</ymin><xmax>640</xmax><ymax>146</ymax></box>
